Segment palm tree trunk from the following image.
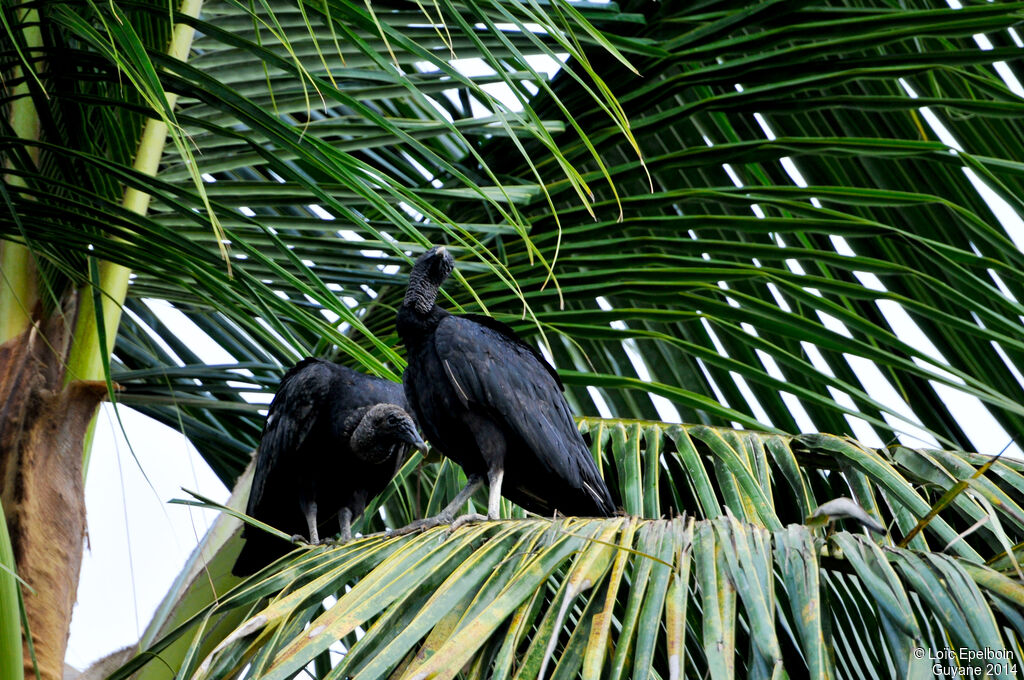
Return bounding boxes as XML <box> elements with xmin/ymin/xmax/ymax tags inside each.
<box><xmin>0</xmin><ymin>2</ymin><xmax>205</xmax><ymax>674</ymax></box>
<box><xmin>0</xmin><ymin>293</ymin><xmax>109</xmax><ymax>680</ymax></box>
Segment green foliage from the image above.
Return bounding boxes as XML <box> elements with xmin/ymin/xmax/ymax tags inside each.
<box><xmin>7</xmin><ymin>0</ymin><xmax>1024</xmax><ymax>475</ymax></box>
<box><xmin>1</xmin><ymin>0</ymin><xmax>649</xmax><ymax>483</ymax></box>
<box><xmin>0</xmin><ymin>496</ymin><xmax>23</xmax><ymax>680</ymax></box>
<box><xmin>6</xmin><ymin>0</ymin><xmax>1024</xmax><ymax>677</ymax></box>
<box><xmin>112</xmin><ymin>423</ymin><xmax>1024</xmax><ymax>679</ymax></box>
<box><xmin>36</xmin><ymin>0</ymin><xmax>1024</xmax><ymax>484</ymax></box>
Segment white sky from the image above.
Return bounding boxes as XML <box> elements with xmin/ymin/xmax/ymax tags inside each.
<box><xmin>66</xmin><ymin>404</ymin><xmax>227</xmax><ymax>670</ymax></box>
<box><xmin>65</xmin><ymin>13</ymin><xmax>1024</xmax><ymax>673</ymax></box>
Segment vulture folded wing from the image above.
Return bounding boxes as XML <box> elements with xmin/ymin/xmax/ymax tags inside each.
<box><xmin>433</xmin><ymin>315</ymin><xmax>591</xmax><ymax>490</ymax></box>
<box><xmin>246</xmin><ymin>358</ymin><xmax>333</xmax><ymax>515</ymax></box>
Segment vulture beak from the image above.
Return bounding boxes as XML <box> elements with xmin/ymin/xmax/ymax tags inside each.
<box><xmin>399</xmin><ymin>421</ymin><xmax>430</xmax><ymax>454</ymax></box>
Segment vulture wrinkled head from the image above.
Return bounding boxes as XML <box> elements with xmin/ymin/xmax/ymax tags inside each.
<box><xmin>419</xmin><ymin>245</ymin><xmax>454</xmax><ymax>285</ymax></box>
<box><xmin>351</xmin><ymin>403</ymin><xmax>428</xmax><ymax>464</ymax></box>
<box><xmin>403</xmin><ymin>245</ymin><xmax>455</xmax><ymax>314</ymax></box>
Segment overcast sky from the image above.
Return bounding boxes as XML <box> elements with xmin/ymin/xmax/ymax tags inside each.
<box><xmin>66</xmin><ymin>404</ymin><xmax>227</xmax><ymax>671</ymax></box>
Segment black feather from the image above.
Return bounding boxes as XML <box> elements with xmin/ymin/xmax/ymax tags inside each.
<box><xmin>232</xmin><ymin>359</ymin><xmax>421</xmax><ymax>576</ymax></box>
<box><xmin>397</xmin><ymin>247</ymin><xmax>616</xmax><ymax>517</ymax></box>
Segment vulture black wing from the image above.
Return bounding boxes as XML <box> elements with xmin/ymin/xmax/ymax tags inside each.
<box><xmin>459</xmin><ymin>314</ymin><xmax>563</xmax><ymax>389</ymax></box>
<box><xmin>245</xmin><ymin>358</ymin><xmax>334</xmax><ymax>518</ymax></box>
<box><xmin>434</xmin><ymin>315</ymin><xmax>614</xmax><ymax>515</ymax></box>
<box><xmin>235</xmin><ymin>359</ymin><xmax>418</xmax><ymax>576</ymax></box>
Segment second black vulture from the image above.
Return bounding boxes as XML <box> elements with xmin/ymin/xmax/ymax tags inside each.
<box><xmin>396</xmin><ymin>246</ymin><xmax>616</xmax><ymax>526</ymax></box>
<box><xmin>233</xmin><ymin>358</ymin><xmax>426</xmax><ymax>576</ymax></box>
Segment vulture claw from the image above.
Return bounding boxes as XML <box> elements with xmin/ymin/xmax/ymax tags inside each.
<box><xmin>443</xmin><ymin>513</ymin><xmax>489</xmax><ymax>538</ymax></box>
<box><xmin>392</xmin><ymin>509</ymin><xmax>492</xmax><ymax>539</ymax></box>
<box><xmin>391</xmin><ymin>516</ymin><xmax>444</xmax><ymax>536</ymax></box>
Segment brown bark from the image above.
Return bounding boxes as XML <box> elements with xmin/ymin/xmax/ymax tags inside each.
<box><xmin>0</xmin><ymin>294</ymin><xmax>108</xmax><ymax>680</ymax></box>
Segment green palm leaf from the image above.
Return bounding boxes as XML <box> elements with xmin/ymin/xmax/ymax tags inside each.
<box><xmin>112</xmin><ymin>423</ymin><xmax>1024</xmax><ymax>679</ymax></box>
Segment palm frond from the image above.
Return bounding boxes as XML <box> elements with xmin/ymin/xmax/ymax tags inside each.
<box><xmin>1</xmin><ymin>0</ymin><xmax>644</xmax><ymax>482</ymax></box>
<box><xmin>109</xmin><ymin>0</ymin><xmax>1024</xmax><ymax>481</ymax></box>
<box><xmin>110</xmin><ymin>422</ymin><xmax>1024</xmax><ymax>679</ymax></box>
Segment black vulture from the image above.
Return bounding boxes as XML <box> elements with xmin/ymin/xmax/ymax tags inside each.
<box><xmin>233</xmin><ymin>358</ymin><xmax>426</xmax><ymax>576</ymax></box>
<box><xmin>396</xmin><ymin>245</ymin><xmax>616</xmax><ymax>527</ymax></box>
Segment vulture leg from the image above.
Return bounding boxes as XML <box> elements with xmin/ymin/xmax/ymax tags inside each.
<box><xmin>339</xmin><ymin>507</ymin><xmax>353</xmax><ymax>543</ymax></box>
<box><xmin>485</xmin><ymin>466</ymin><xmax>503</xmax><ymax>521</ymax></box>
<box><xmin>440</xmin><ymin>474</ymin><xmax>485</xmax><ymax>520</ymax></box>
<box><xmin>446</xmin><ymin>463</ymin><xmax>506</xmax><ymax>531</ymax></box>
<box><xmin>393</xmin><ymin>474</ymin><xmax>485</xmax><ymax>535</ymax></box>
<box><xmin>300</xmin><ymin>496</ymin><xmax>319</xmax><ymax>545</ymax></box>
<box><xmin>451</xmin><ymin>412</ymin><xmax>505</xmax><ymax>524</ymax></box>
<box><xmin>449</xmin><ymin>465</ymin><xmax>503</xmax><ymax>531</ymax></box>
